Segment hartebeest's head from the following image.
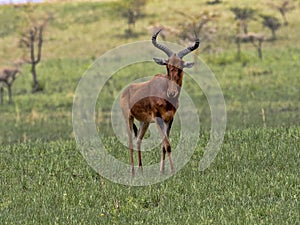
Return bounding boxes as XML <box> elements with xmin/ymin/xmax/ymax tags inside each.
<box><xmin>152</xmin><ymin>29</ymin><xmax>200</xmax><ymax>98</ymax></box>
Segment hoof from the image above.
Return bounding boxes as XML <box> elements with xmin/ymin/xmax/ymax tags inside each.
<box><xmin>138</xmin><ymin>166</ymin><xmax>143</xmax><ymax>175</ymax></box>
<box><xmin>131</xmin><ymin>167</ymin><xmax>135</xmax><ymax>177</ymax></box>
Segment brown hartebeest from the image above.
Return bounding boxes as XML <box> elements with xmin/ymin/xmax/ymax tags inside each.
<box><xmin>120</xmin><ymin>29</ymin><xmax>200</xmax><ymax>176</ymax></box>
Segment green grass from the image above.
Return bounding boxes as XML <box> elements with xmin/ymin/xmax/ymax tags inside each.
<box><xmin>1</xmin><ymin>127</ymin><xmax>299</xmax><ymax>224</ymax></box>
<box><xmin>0</xmin><ymin>0</ymin><xmax>299</xmax><ymax>224</ymax></box>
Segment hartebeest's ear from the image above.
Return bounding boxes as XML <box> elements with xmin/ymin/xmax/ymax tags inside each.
<box><xmin>153</xmin><ymin>57</ymin><xmax>167</xmax><ymax>65</ymax></box>
<box><xmin>183</xmin><ymin>62</ymin><xmax>195</xmax><ymax>68</ymax></box>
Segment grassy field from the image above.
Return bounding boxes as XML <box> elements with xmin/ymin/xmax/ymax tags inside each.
<box><xmin>0</xmin><ymin>0</ymin><xmax>299</xmax><ymax>224</ymax></box>
<box><xmin>1</xmin><ymin>128</ymin><xmax>299</xmax><ymax>224</ymax></box>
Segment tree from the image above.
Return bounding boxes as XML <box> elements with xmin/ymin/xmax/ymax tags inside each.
<box><xmin>0</xmin><ymin>66</ymin><xmax>21</xmax><ymax>104</ymax></box>
<box><xmin>230</xmin><ymin>7</ymin><xmax>256</xmax><ymax>34</ymax></box>
<box><xmin>19</xmin><ymin>2</ymin><xmax>52</xmax><ymax>93</ymax></box>
<box><xmin>235</xmin><ymin>33</ymin><xmax>264</xmax><ymax>59</ymax></box>
<box><xmin>261</xmin><ymin>15</ymin><xmax>281</xmax><ymax>40</ymax></box>
<box><xmin>20</xmin><ymin>20</ymin><xmax>47</xmax><ymax>92</ymax></box>
<box><xmin>117</xmin><ymin>0</ymin><xmax>148</xmax><ymax>37</ymax></box>
<box><xmin>207</xmin><ymin>0</ymin><xmax>222</xmax><ymax>5</ymax></box>
<box><xmin>268</xmin><ymin>0</ymin><xmax>295</xmax><ymax>25</ymax></box>
<box><xmin>176</xmin><ymin>10</ymin><xmax>219</xmax><ymax>53</ymax></box>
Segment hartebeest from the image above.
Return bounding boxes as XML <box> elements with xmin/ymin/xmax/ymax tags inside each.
<box><xmin>120</xmin><ymin>29</ymin><xmax>200</xmax><ymax>176</ymax></box>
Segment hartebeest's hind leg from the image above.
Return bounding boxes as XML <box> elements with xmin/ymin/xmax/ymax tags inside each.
<box><xmin>125</xmin><ymin>115</ymin><xmax>135</xmax><ymax>176</ymax></box>
<box><xmin>0</xmin><ymin>85</ymin><xmax>3</xmax><ymax>104</ymax></box>
<box><xmin>136</xmin><ymin>122</ymin><xmax>150</xmax><ymax>173</ymax></box>
<box><xmin>165</xmin><ymin>119</ymin><xmax>174</xmax><ymax>173</ymax></box>
<box><xmin>7</xmin><ymin>84</ymin><xmax>12</xmax><ymax>104</ymax></box>
<box><xmin>156</xmin><ymin>117</ymin><xmax>174</xmax><ymax>174</ymax></box>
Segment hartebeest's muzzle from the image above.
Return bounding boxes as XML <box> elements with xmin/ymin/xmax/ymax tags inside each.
<box><xmin>167</xmin><ymin>81</ymin><xmax>179</xmax><ymax>98</ymax></box>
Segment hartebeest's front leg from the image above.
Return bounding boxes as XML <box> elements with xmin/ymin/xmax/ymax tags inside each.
<box><xmin>136</xmin><ymin>121</ymin><xmax>149</xmax><ymax>172</ymax></box>
<box><xmin>156</xmin><ymin>117</ymin><xmax>174</xmax><ymax>174</ymax></box>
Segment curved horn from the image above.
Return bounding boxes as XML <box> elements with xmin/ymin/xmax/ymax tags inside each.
<box><xmin>177</xmin><ymin>31</ymin><xmax>200</xmax><ymax>58</ymax></box>
<box><xmin>152</xmin><ymin>29</ymin><xmax>173</xmax><ymax>57</ymax></box>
